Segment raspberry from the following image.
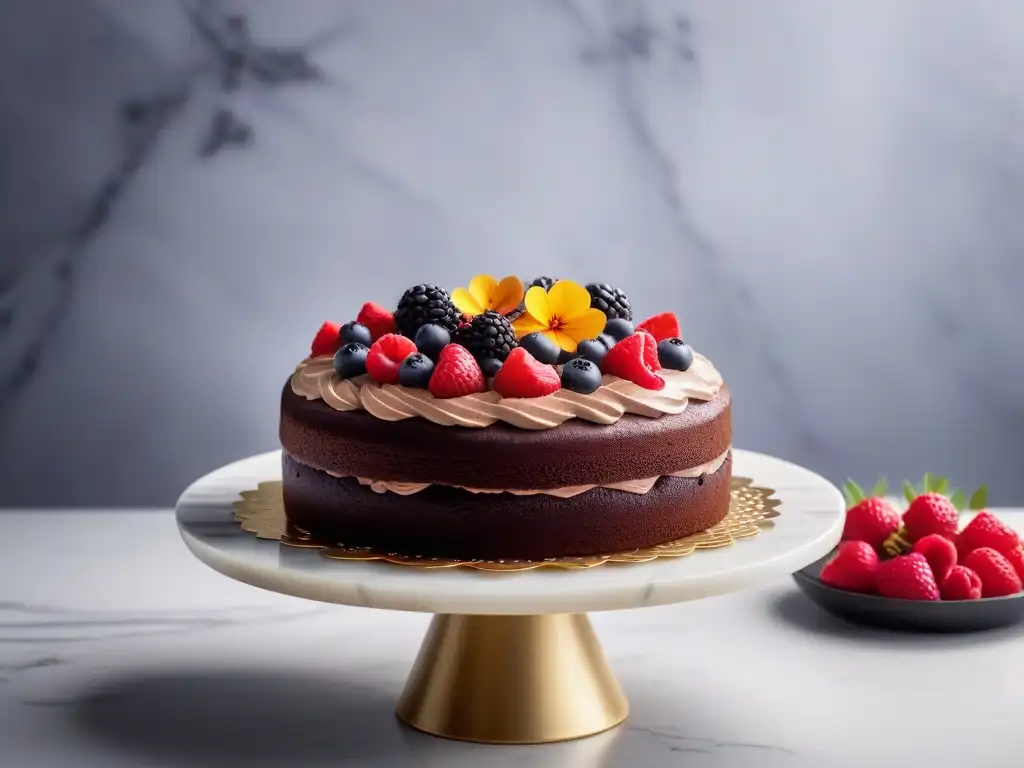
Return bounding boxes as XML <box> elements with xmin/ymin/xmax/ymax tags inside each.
<box><xmin>492</xmin><ymin>347</ymin><xmax>561</xmax><ymax>399</ymax></box>
<box><xmin>912</xmin><ymin>534</ymin><xmax>958</xmax><ymax>584</ymax></box>
<box><xmin>875</xmin><ymin>553</ymin><xmax>940</xmax><ymax>601</ymax></box>
<box><xmin>601</xmin><ymin>333</ymin><xmax>665</xmax><ymax>390</ymax></box>
<box><xmin>635</xmin><ymin>312</ymin><xmax>681</xmax><ymax>343</ymax></box>
<box><xmin>310</xmin><ymin>321</ymin><xmax>341</xmax><ymax>357</ymax></box>
<box><xmin>356</xmin><ymin>302</ymin><xmax>397</xmax><ymax>341</ymax></box>
<box><xmin>819</xmin><ymin>541</ymin><xmax>879</xmax><ymax>594</ymax></box>
<box><xmin>941</xmin><ymin>565</ymin><xmax>983</xmax><ymax>601</ymax></box>
<box><xmin>842</xmin><ymin>497</ymin><xmax>900</xmax><ymax>549</ymax></box>
<box><xmin>902</xmin><ymin>492</ymin><xmax>959</xmax><ymax>542</ymax></box>
<box><xmin>365</xmin><ymin>333</ymin><xmax>417</xmax><ymax>385</ymax></box>
<box><xmin>428</xmin><ymin>344</ymin><xmax>486</xmax><ymax>399</ymax></box>
<box><xmin>957</xmin><ymin>510</ymin><xmax>1021</xmax><ymax>559</ymax></box>
<box><xmin>963</xmin><ymin>547</ymin><xmax>1023</xmax><ymax>598</ymax></box>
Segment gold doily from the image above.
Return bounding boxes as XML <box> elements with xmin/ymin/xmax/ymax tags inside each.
<box><xmin>231</xmin><ymin>477</ymin><xmax>780</xmax><ymax>572</ymax></box>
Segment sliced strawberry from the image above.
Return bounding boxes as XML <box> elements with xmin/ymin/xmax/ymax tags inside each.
<box><xmin>601</xmin><ymin>334</ymin><xmax>665</xmax><ymax>390</ymax></box>
<box><xmin>493</xmin><ymin>347</ymin><xmax>561</xmax><ymax>398</ymax></box>
<box><xmin>366</xmin><ymin>333</ymin><xmax>418</xmax><ymax>385</ymax></box>
<box><xmin>428</xmin><ymin>344</ymin><xmax>487</xmax><ymax>399</ymax></box>
<box><xmin>635</xmin><ymin>312</ymin><xmax>681</xmax><ymax>342</ymax></box>
<box><xmin>637</xmin><ymin>330</ymin><xmax>660</xmax><ymax>371</ymax></box>
<box><xmin>310</xmin><ymin>321</ymin><xmax>342</xmax><ymax>357</ymax></box>
<box><xmin>356</xmin><ymin>302</ymin><xmax>397</xmax><ymax>341</ymax></box>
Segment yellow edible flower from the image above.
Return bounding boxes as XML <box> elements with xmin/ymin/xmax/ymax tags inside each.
<box><xmin>512</xmin><ymin>280</ymin><xmax>606</xmax><ymax>352</ymax></box>
<box><xmin>451</xmin><ymin>274</ymin><xmax>525</xmax><ymax>317</ymax></box>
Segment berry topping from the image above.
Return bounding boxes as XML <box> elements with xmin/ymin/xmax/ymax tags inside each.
<box><xmin>962</xmin><ymin>547</ymin><xmax>1023</xmax><ymax>597</ymax></box>
<box><xmin>819</xmin><ymin>541</ymin><xmax>879</xmax><ymax>594</ymax></box>
<box><xmin>603</xmin><ymin>318</ymin><xmax>635</xmax><ymax>341</ymax></box>
<box><xmin>428</xmin><ymin>344</ymin><xmax>487</xmax><ymax>399</ymax></box>
<box><xmin>480</xmin><ymin>357</ymin><xmax>504</xmax><ymax>378</ymax></box>
<box><xmin>398</xmin><ymin>353</ymin><xmax>435</xmax><ymax>389</ymax></box>
<box><xmin>841</xmin><ymin>496</ymin><xmax>901</xmax><ymax>549</ymax></box>
<box><xmin>529</xmin><ymin>276</ymin><xmax>558</xmax><ymax>291</ymax></box>
<box><xmin>902</xmin><ymin>492</ymin><xmax>959</xmax><ymax>542</ymax></box>
<box><xmin>560</xmin><ymin>357</ymin><xmax>603</xmax><ymax>394</ymax></box>
<box><xmin>356</xmin><ymin>302</ymin><xmax>397</xmax><ymax>341</ymax></box>
<box><xmin>635</xmin><ymin>312</ymin><xmax>681</xmax><ymax>342</ymax></box>
<box><xmin>912</xmin><ymin>534</ymin><xmax>958</xmax><ymax>584</ymax></box>
<box><xmin>941</xmin><ymin>565</ymin><xmax>983</xmax><ymax>601</ymax></box>
<box><xmin>602</xmin><ymin>333</ymin><xmax>665</xmax><ymax>390</ymax></box>
<box><xmin>413</xmin><ymin>323</ymin><xmax>451</xmax><ymax>361</ymax></box>
<box><xmin>340</xmin><ymin>321</ymin><xmax>373</xmax><ymax>347</ymax></box>
<box><xmin>875</xmin><ymin>553</ymin><xmax>941</xmax><ymax>601</ymax></box>
<box><xmin>1005</xmin><ymin>545</ymin><xmax>1024</xmax><ymax>582</ymax></box>
<box><xmin>311</xmin><ymin>322</ymin><xmax>342</xmax><ymax>357</ymax></box>
<box><xmin>366</xmin><ymin>333</ymin><xmax>418</xmax><ymax>385</ymax></box>
<box><xmin>493</xmin><ymin>347</ymin><xmax>561</xmax><ymax>398</ymax></box>
<box><xmin>598</xmin><ymin>333</ymin><xmax>618</xmax><ymax>350</ymax></box>
<box><xmin>457</xmin><ymin>310</ymin><xmax>519</xmax><ymax>363</ymax></box>
<box><xmin>519</xmin><ymin>331</ymin><xmax>561</xmax><ymax>365</ymax></box>
<box><xmin>394</xmin><ymin>284</ymin><xmax>462</xmax><ymax>337</ymax></box>
<box><xmin>333</xmin><ymin>342</ymin><xmax>369</xmax><ymax>380</ymax></box>
<box><xmin>657</xmin><ymin>338</ymin><xmax>694</xmax><ymax>372</ymax></box>
<box><xmin>638</xmin><ymin>330</ymin><xmax>660</xmax><ymax>371</ymax></box>
<box><xmin>956</xmin><ymin>510</ymin><xmax>1021</xmax><ymax>559</ymax></box>
<box><xmin>586</xmin><ymin>283</ymin><xmax>633</xmax><ymax>321</ymax></box>
<box><xmin>576</xmin><ymin>338</ymin><xmax>607</xmax><ymax>366</ymax></box>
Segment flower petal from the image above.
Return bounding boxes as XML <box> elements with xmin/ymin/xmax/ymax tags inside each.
<box><xmin>550</xmin><ymin>329</ymin><xmax>578</xmax><ymax>352</ymax></box>
<box><xmin>451</xmin><ymin>287</ymin><xmax>484</xmax><ymax>316</ymax></box>
<box><xmin>546</xmin><ymin>279</ymin><xmax>592</xmax><ymax>319</ymax></box>
<box><xmin>491</xmin><ymin>275</ymin><xmax>526</xmax><ymax>316</ymax></box>
<box><xmin>513</xmin><ymin>314</ymin><xmax>547</xmax><ymax>337</ymax></box>
<box><xmin>469</xmin><ymin>275</ymin><xmax>498</xmax><ymax>309</ymax></box>
<box><xmin>561</xmin><ymin>308</ymin><xmax>607</xmax><ymax>344</ymax></box>
<box><xmin>523</xmin><ymin>285</ymin><xmax>552</xmax><ymax>325</ymax></box>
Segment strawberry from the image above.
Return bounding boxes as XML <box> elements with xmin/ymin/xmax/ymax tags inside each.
<box><xmin>602</xmin><ymin>333</ymin><xmax>665</xmax><ymax>390</ymax></box>
<box><xmin>310</xmin><ymin>321</ymin><xmax>342</xmax><ymax>357</ymax></box>
<box><xmin>956</xmin><ymin>510</ymin><xmax>1021</xmax><ymax>559</ymax></box>
<box><xmin>428</xmin><ymin>344</ymin><xmax>486</xmax><ymax>399</ymax></box>
<box><xmin>635</xmin><ymin>312</ymin><xmax>681</xmax><ymax>343</ymax></box>
<box><xmin>366</xmin><ymin>333</ymin><xmax>418</xmax><ymax>385</ymax></box>
<box><xmin>842</xmin><ymin>497</ymin><xmax>900</xmax><ymax>549</ymax></box>
<box><xmin>356</xmin><ymin>302</ymin><xmax>397</xmax><ymax>341</ymax></box>
<box><xmin>875</xmin><ymin>553</ymin><xmax>940</xmax><ymax>601</ymax></box>
<box><xmin>819</xmin><ymin>541</ymin><xmax>879</xmax><ymax>594</ymax></box>
<box><xmin>941</xmin><ymin>565</ymin><xmax>983</xmax><ymax>600</ymax></box>
<box><xmin>901</xmin><ymin>492</ymin><xmax>959</xmax><ymax>542</ymax></box>
<box><xmin>637</xmin><ymin>330</ymin><xmax>661</xmax><ymax>370</ymax></box>
<box><xmin>1005</xmin><ymin>545</ymin><xmax>1024</xmax><ymax>582</ymax></box>
<box><xmin>963</xmin><ymin>547</ymin><xmax>1023</xmax><ymax>598</ymax></box>
<box><xmin>493</xmin><ymin>347</ymin><xmax>561</xmax><ymax>398</ymax></box>
<box><xmin>912</xmin><ymin>534</ymin><xmax>957</xmax><ymax>584</ymax></box>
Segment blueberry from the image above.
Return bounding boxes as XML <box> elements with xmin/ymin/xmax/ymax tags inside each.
<box><xmin>557</xmin><ymin>348</ymin><xmax>574</xmax><ymax>365</ymax></box>
<box><xmin>519</xmin><ymin>332</ymin><xmax>560</xmax><ymax>364</ymax></box>
<box><xmin>340</xmin><ymin>321</ymin><xmax>372</xmax><ymax>347</ymax></box>
<box><xmin>398</xmin><ymin>352</ymin><xmax>435</xmax><ymax>388</ymax></box>
<box><xmin>657</xmin><ymin>337</ymin><xmax>693</xmax><ymax>371</ymax></box>
<box><xmin>576</xmin><ymin>338</ymin><xmax>607</xmax><ymax>366</ymax></box>
<box><xmin>333</xmin><ymin>342</ymin><xmax>369</xmax><ymax>379</ymax></box>
<box><xmin>598</xmin><ymin>333</ymin><xmax>617</xmax><ymax>350</ymax></box>
<box><xmin>480</xmin><ymin>357</ymin><xmax>503</xmax><ymax>377</ymax></box>
<box><xmin>603</xmin><ymin>318</ymin><xmax>634</xmax><ymax>341</ymax></box>
<box><xmin>414</xmin><ymin>323</ymin><xmax>451</xmax><ymax>361</ymax></box>
<box><xmin>560</xmin><ymin>357</ymin><xmax>603</xmax><ymax>394</ymax></box>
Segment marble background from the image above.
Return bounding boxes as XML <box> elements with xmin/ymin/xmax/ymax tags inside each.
<box><xmin>1</xmin><ymin>0</ymin><xmax>1023</xmax><ymax>507</ymax></box>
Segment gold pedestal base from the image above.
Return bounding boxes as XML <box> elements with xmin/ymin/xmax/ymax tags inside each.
<box><xmin>396</xmin><ymin>613</ymin><xmax>629</xmax><ymax>745</ymax></box>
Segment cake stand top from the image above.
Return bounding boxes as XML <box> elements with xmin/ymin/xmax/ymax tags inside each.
<box><xmin>175</xmin><ymin>449</ymin><xmax>843</xmax><ymax>615</ymax></box>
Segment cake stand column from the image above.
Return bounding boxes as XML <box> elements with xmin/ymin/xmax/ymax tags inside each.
<box><xmin>395</xmin><ymin>613</ymin><xmax>629</xmax><ymax>744</ymax></box>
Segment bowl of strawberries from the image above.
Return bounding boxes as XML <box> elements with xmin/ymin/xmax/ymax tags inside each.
<box><xmin>793</xmin><ymin>475</ymin><xmax>1024</xmax><ymax>633</ymax></box>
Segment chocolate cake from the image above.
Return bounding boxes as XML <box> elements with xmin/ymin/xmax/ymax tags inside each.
<box><xmin>279</xmin><ymin>274</ymin><xmax>731</xmax><ymax>560</ymax></box>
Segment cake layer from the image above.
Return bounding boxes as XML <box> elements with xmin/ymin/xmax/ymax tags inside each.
<box><xmin>280</xmin><ymin>382</ymin><xmax>731</xmax><ymax>490</ymax></box>
<box><xmin>282</xmin><ymin>450</ymin><xmax>733</xmax><ymax>560</ymax></box>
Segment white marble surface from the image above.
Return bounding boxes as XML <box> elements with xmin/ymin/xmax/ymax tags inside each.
<box><xmin>3</xmin><ymin>507</ymin><xmax>1024</xmax><ymax>767</ymax></box>
<box><xmin>3</xmin><ymin>0</ymin><xmax>1024</xmax><ymax>507</ymax></box>
<box><xmin>176</xmin><ymin>449</ymin><xmax>843</xmax><ymax>614</ymax></box>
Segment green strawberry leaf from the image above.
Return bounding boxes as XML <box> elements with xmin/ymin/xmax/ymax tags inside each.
<box><xmin>969</xmin><ymin>486</ymin><xmax>988</xmax><ymax>510</ymax></box>
<box><xmin>903</xmin><ymin>479</ymin><xmax>917</xmax><ymax>503</ymax></box>
<box><xmin>950</xmin><ymin>488</ymin><xmax>967</xmax><ymax>511</ymax></box>
<box><xmin>934</xmin><ymin>475</ymin><xmax>950</xmax><ymax>495</ymax></box>
<box><xmin>870</xmin><ymin>477</ymin><xmax>888</xmax><ymax>498</ymax></box>
<box><xmin>922</xmin><ymin>472</ymin><xmax>935</xmax><ymax>493</ymax></box>
<box><xmin>843</xmin><ymin>479</ymin><xmax>865</xmax><ymax>507</ymax></box>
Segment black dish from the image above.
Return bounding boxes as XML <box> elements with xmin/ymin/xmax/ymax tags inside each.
<box><xmin>793</xmin><ymin>555</ymin><xmax>1024</xmax><ymax>633</ymax></box>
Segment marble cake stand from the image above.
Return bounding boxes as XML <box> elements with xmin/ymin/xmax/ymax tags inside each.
<box><xmin>175</xmin><ymin>449</ymin><xmax>843</xmax><ymax>745</ymax></box>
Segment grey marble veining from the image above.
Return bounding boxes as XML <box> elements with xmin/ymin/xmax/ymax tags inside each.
<box><xmin>2</xmin><ymin>0</ymin><xmax>1024</xmax><ymax>507</ymax></box>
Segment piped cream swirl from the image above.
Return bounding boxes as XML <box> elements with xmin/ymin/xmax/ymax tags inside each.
<box><xmin>290</xmin><ymin>352</ymin><xmax>723</xmax><ymax>430</ymax></box>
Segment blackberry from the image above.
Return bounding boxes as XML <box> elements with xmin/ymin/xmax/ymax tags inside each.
<box><xmin>529</xmin><ymin>276</ymin><xmax>558</xmax><ymax>291</ymax></box>
<box><xmin>393</xmin><ymin>284</ymin><xmax>462</xmax><ymax>337</ymax></box>
<box><xmin>585</xmin><ymin>283</ymin><xmax>632</xmax><ymax>321</ymax></box>
<box><xmin>457</xmin><ymin>311</ymin><xmax>518</xmax><ymax>363</ymax></box>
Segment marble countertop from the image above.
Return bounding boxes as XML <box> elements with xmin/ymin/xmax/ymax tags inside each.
<box><xmin>2</xmin><ymin>509</ymin><xmax>1022</xmax><ymax>767</ymax></box>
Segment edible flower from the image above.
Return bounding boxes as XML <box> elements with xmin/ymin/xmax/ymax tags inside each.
<box><xmin>512</xmin><ymin>279</ymin><xmax>606</xmax><ymax>352</ymax></box>
<box><xmin>451</xmin><ymin>274</ymin><xmax>526</xmax><ymax>318</ymax></box>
